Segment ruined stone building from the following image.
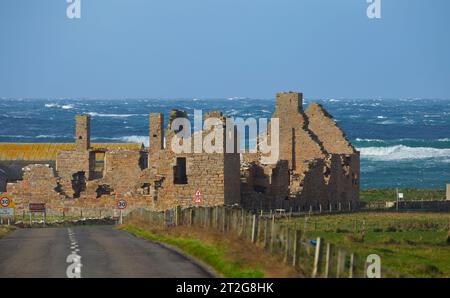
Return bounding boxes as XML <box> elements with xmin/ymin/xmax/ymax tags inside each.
<box><xmin>0</xmin><ymin>92</ymin><xmax>359</xmax><ymax>214</ymax></box>
<box><xmin>240</xmin><ymin>92</ymin><xmax>360</xmax><ymax>211</ymax></box>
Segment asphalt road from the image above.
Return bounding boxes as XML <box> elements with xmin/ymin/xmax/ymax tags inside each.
<box><xmin>0</xmin><ymin>225</ymin><xmax>213</xmax><ymax>278</ymax></box>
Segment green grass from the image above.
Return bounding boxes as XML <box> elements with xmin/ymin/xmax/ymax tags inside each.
<box><xmin>281</xmin><ymin>212</ymin><xmax>450</xmax><ymax>277</ymax></box>
<box><xmin>0</xmin><ymin>225</ymin><xmax>15</xmax><ymax>238</ymax></box>
<box><xmin>119</xmin><ymin>224</ymin><xmax>264</xmax><ymax>278</ymax></box>
<box><xmin>360</xmin><ymin>188</ymin><xmax>445</xmax><ymax>202</ymax></box>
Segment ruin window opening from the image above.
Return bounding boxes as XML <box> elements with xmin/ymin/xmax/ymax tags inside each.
<box><xmin>96</xmin><ymin>184</ymin><xmax>113</xmax><ymax>198</ymax></box>
<box><xmin>174</xmin><ymin>157</ymin><xmax>188</xmax><ymax>184</ymax></box>
<box><xmin>72</xmin><ymin>171</ymin><xmax>86</xmax><ymax>198</ymax></box>
<box><xmin>141</xmin><ymin>183</ymin><xmax>151</xmax><ymax>195</ymax></box>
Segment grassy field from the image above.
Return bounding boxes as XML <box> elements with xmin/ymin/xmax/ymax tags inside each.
<box><xmin>360</xmin><ymin>188</ymin><xmax>446</xmax><ymax>202</ymax></box>
<box><xmin>280</xmin><ymin>212</ymin><xmax>450</xmax><ymax>277</ymax></box>
<box><xmin>119</xmin><ymin>221</ymin><xmax>303</xmax><ymax>278</ymax></box>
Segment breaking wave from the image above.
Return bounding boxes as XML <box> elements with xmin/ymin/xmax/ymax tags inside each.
<box><xmin>87</xmin><ymin>112</ymin><xmax>142</xmax><ymax>118</ymax></box>
<box><xmin>117</xmin><ymin>135</ymin><xmax>148</xmax><ymax>146</ymax></box>
<box><xmin>44</xmin><ymin>103</ymin><xmax>75</xmax><ymax>110</ymax></box>
<box><xmin>358</xmin><ymin>145</ymin><xmax>450</xmax><ymax>161</ymax></box>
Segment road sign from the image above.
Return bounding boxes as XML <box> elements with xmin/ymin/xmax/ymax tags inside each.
<box><xmin>194</xmin><ymin>188</ymin><xmax>203</xmax><ymax>205</ymax></box>
<box><xmin>117</xmin><ymin>199</ymin><xmax>127</xmax><ymax>210</ymax></box>
<box><xmin>0</xmin><ymin>208</ymin><xmax>14</xmax><ymax>217</ymax></box>
<box><xmin>0</xmin><ymin>197</ymin><xmax>10</xmax><ymax>208</ymax></box>
<box><xmin>398</xmin><ymin>193</ymin><xmax>404</xmax><ymax>199</ymax></box>
<box><xmin>29</xmin><ymin>203</ymin><xmax>46</xmax><ymax>213</ymax></box>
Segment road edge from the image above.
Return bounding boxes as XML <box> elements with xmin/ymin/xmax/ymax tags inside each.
<box><xmin>122</xmin><ymin>228</ymin><xmax>221</xmax><ymax>278</ymax></box>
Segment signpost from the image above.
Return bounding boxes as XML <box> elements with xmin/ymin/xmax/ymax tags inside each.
<box><xmin>117</xmin><ymin>199</ymin><xmax>127</xmax><ymax>224</ymax></box>
<box><xmin>395</xmin><ymin>188</ymin><xmax>404</xmax><ymax>212</ymax></box>
<box><xmin>29</xmin><ymin>203</ymin><xmax>46</xmax><ymax>227</ymax></box>
<box><xmin>0</xmin><ymin>196</ymin><xmax>15</xmax><ymax>225</ymax></box>
<box><xmin>194</xmin><ymin>188</ymin><xmax>202</xmax><ymax>206</ymax></box>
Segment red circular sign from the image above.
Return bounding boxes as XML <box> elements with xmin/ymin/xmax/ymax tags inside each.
<box><xmin>0</xmin><ymin>197</ymin><xmax>10</xmax><ymax>208</ymax></box>
<box><xmin>117</xmin><ymin>199</ymin><xmax>127</xmax><ymax>210</ymax></box>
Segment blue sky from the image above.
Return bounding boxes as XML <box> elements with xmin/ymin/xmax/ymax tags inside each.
<box><xmin>0</xmin><ymin>0</ymin><xmax>449</xmax><ymax>99</ymax></box>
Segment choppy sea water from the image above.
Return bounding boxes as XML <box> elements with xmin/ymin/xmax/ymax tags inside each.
<box><xmin>1</xmin><ymin>97</ymin><xmax>449</xmax><ymax>189</ymax></box>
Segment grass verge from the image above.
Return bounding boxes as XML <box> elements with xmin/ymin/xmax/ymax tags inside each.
<box><xmin>119</xmin><ymin>222</ymin><xmax>303</xmax><ymax>278</ymax></box>
<box><xmin>0</xmin><ymin>225</ymin><xmax>15</xmax><ymax>239</ymax></box>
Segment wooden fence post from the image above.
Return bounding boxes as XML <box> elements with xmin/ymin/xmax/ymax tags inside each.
<box><xmin>336</xmin><ymin>249</ymin><xmax>346</xmax><ymax>278</ymax></box>
<box><xmin>263</xmin><ymin>218</ymin><xmax>269</xmax><ymax>249</ymax></box>
<box><xmin>251</xmin><ymin>214</ymin><xmax>257</xmax><ymax>243</ymax></box>
<box><xmin>239</xmin><ymin>209</ymin><xmax>245</xmax><ymax>236</ymax></box>
<box><xmin>324</xmin><ymin>243</ymin><xmax>332</xmax><ymax>278</ymax></box>
<box><xmin>175</xmin><ymin>205</ymin><xmax>180</xmax><ymax>226</ymax></box>
<box><xmin>283</xmin><ymin>228</ymin><xmax>290</xmax><ymax>264</ymax></box>
<box><xmin>292</xmin><ymin>230</ymin><xmax>301</xmax><ymax>267</ymax></box>
<box><xmin>222</xmin><ymin>207</ymin><xmax>226</xmax><ymax>232</ymax></box>
<box><xmin>349</xmin><ymin>253</ymin><xmax>355</xmax><ymax>278</ymax></box>
<box><xmin>312</xmin><ymin>237</ymin><xmax>322</xmax><ymax>277</ymax></box>
<box><xmin>270</xmin><ymin>214</ymin><xmax>275</xmax><ymax>253</ymax></box>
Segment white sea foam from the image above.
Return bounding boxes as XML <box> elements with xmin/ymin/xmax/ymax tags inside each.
<box><xmin>44</xmin><ymin>103</ymin><xmax>74</xmax><ymax>110</ymax></box>
<box><xmin>87</xmin><ymin>112</ymin><xmax>140</xmax><ymax>118</ymax></box>
<box><xmin>118</xmin><ymin>136</ymin><xmax>149</xmax><ymax>146</ymax></box>
<box><xmin>358</xmin><ymin>145</ymin><xmax>450</xmax><ymax>161</ymax></box>
<box><xmin>355</xmin><ymin>138</ymin><xmax>385</xmax><ymax>142</ymax></box>
<box><xmin>36</xmin><ymin>135</ymin><xmax>69</xmax><ymax>139</ymax></box>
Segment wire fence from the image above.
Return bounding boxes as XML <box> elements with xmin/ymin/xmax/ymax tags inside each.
<box><xmin>125</xmin><ymin>205</ymin><xmax>369</xmax><ymax>278</ymax></box>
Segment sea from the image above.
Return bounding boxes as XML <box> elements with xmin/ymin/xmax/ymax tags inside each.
<box><xmin>1</xmin><ymin>97</ymin><xmax>449</xmax><ymax>190</ymax></box>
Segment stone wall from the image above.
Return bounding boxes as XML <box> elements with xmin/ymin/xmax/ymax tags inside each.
<box><xmin>272</xmin><ymin>92</ymin><xmax>326</xmax><ymax>171</ymax></box>
<box><xmin>56</xmin><ymin>150</ymin><xmax>95</xmax><ymax>180</ymax></box>
<box><xmin>305</xmin><ymin>103</ymin><xmax>355</xmax><ymax>154</ymax></box>
<box><xmin>101</xmin><ymin>148</ymin><xmax>146</xmax><ymax>194</ymax></box>
<box><xmin>143</xmin><ymin>110</ymin><xmax>241</xmax><ymax>210</ymax></box>
<box><xmin>5</xmin><ymin>164</ymin><xmax>62</xmax><ymax>211</ymax></box>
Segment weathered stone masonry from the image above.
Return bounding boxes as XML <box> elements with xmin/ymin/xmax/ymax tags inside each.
<box><xmin>0</xmin><ymin>92</ymin><xmax>360</xmax><ymax>214</ymax></box>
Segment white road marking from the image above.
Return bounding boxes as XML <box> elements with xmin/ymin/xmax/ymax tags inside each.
<box><xmin>66</xmin><ymin>228</ymin><xmax>83</xmax><ymax>278</ymax></box>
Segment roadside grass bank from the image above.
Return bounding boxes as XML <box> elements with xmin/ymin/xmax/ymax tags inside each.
<box><xmin>0</xmin><ymin>225</ymin><xmax>15</xmax><ymax>238</ymax></box>
<box><xmin>361</xmin><ymin>188</ymin><xmax>445</xmax><ymax>202</ymax></box>
<box><xmin>280</xmin><ymin>212</ymin><xmax>450</xmax><ymax>277</ymax></box>
<box><xmin>119</xmin><ymin>220</ymin><xmax>303</xmax><ymax>278</ymax></box>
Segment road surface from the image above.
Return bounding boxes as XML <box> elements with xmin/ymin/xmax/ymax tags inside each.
<box><xmin>0</xmin><ymin>225</ymin><xmax>213</xmax><ymax>278</ymax></box>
